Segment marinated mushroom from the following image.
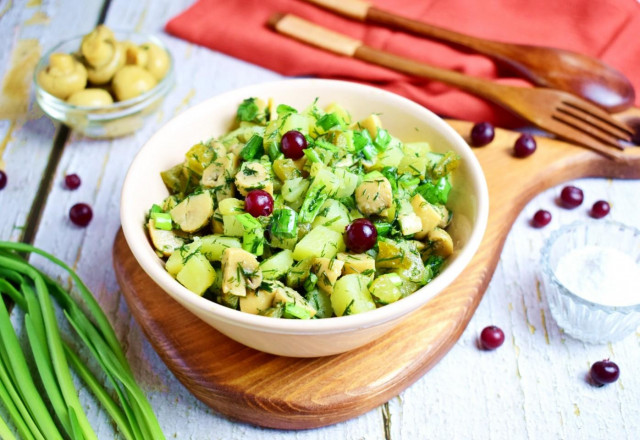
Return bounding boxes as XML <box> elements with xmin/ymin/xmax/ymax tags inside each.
<box><xmin>221</xmin><ymin>247</ymin><xmax>263</xmax><ymax>297</ymax></box>
<box><xmin>140</xmin><ymin>42</ymin><xmax>170</xmax><ymax>81</ymax></box>
<box><xmin>66</xmin><ymin>88</ymin><xmax>114</xmax><ymax>107</ymax></box>
<box><xmin>123</xmin><ymin>41</ymin><xmax>149</xmax><ymax>67</ymax></box>
<box><xmin>112</xmin><ymin>65</ymin><xmax>157</xmax><ymax>101</ymax></box>
<box><xmin>169</xmin><ymin>192</ymin><xmax>214</xmax><ymax>233</ymax></box>
<box><xmin>37</xmin><ymin>53</ymin><xmax>87</xmax><ymax>99</ymax></box>
<box><xmin>81</xmin><ymin>25</ymin><xmax>116</xmax><ymax>67</ymax></box>
<box><xmin>354</xmin><ymin>173</ymin><xmax>392</xmax><ymax>216</ymax></box>
<box><xmin>234</xmin><ymin>162</ymin><xmax>273</xmax><ymax>196</ymax></box>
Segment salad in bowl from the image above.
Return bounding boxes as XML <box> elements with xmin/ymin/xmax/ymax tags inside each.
<box><xmin>146</xmin><ymin>96</ymin><xmax>460</xmax><ymax>319</ymax></box>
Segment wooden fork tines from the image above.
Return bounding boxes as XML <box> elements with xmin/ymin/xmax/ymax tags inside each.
<box><xmin>269</xmin><ymin>13</ymin><xmax>636</xmax><ymax>160</ymax></box>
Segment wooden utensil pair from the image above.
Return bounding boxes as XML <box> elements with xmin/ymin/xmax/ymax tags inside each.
<box><xmin>269</xmin><ymin>1</ymin><xmax>637</xmax><ymax>159</ymax></box>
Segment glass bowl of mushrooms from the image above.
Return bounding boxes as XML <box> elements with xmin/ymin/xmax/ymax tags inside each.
<box><xmin>34</xmin><ymin>26</ymin><xmax>174</xmax><ymax>138</ymax></box>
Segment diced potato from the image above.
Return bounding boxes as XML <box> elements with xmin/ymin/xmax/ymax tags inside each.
<box><xmin>292</xmin><ymin>226</ymin><xmax>345</xmax><ymax>261</ymax></box>
<box><xmin>234</xmin><ymin>161</ymin><xmax>273</xmax><ymax>196</ymax></box>
<box><xmin>353</xmin><ymin>114</ymin><xmax>382</xmax><ymax>140</ymax></box>
<box><xmin>170</xmin><ymin>192</ymin><xmax>214</xmax><ymax>232</ymax></box>
<box><xmin>337</xmin><ymin>253</ymin><xmax>376</xmax><ymax>278</ymax></box>
<box><xmin>165</xmin><ymin>241</ymin><xmax>199</xmax><ymax>276</ymax></box>
<box><xmin>355</xmin><ymin>173</ymin><xmax>393</xmax><ymax>216</ymax></box>
<box><xmin>398</xmin><ymin>211</ymin><xmax>423</xmax><ymax>236</ymax></box>
<box><xmin>281</xmin><ymin>177</ymin><xmax>310</xmax><ymax>203</ymax></box>
<box><xmin>176</xmin><ymin>253</ymin><xmax>216</xmax><ymax>296</ymax></box>
<box><xmin>312</xmin><ymin>199</ymin><xmax>351</xmax><ymax>233</ymax></box>
<box><xmin>147</xmin><ymin>219</ymin><xmax>184</xmax><ymax>256</ymax></box>
<box><xmin>309</xmin><ymin>168</ymin><xmax>341</xmax><ymax>197</ymax></box>
<box><xmin>332</xmin><ymin>168</ymin><xmax>359</xmax><ymax>199</ymax></box>
<box><xmin>280</xmin><ymin>112</ymin><xmax>312</xmax><ymax>136</ymax></box>
<box><xmin>240</xmin><ymin>288</ymin><xmax>276</xmax><ymax>315</ymax></box>
<box><xmin>259</xmin><ymin>249</ymin><xmax>294</xmax><ymax>280</ymax></box>
<box><xmin>331</xmin><ymin>274</ymin><xmax>376</xmax><ymax>316</ymax></box>
<box><xmin>371</xmin><ymin>141</ymin><xmax>404</xmax><ymax>170</ymax></box>
<box><xmin>426</xmin><ymin>227</ymin><xmax>454</xmax><ymax>257</ymax></box>
<box><xmin>312</xmin><ymin>257</ymin><xmax>344</xmax><ymax>294</ymax></box>
<box><xmin>221</xmin><ymin>248</ymin><xmax>262</xmax><ymax>297</ymax></box>
<box><xmin>410</xmin><ymin>193</ymin><xmax>444</xmax><ymax>239</ymax></box>
<box><xmin>369</xmin><ymin>273</ymin><xmax>403</xmax><ymax>304</ymax></box>
<box><xmin>324</xmin><ymin>102</ymin><xmax>351</xmax><ymax>124</ymax></box>
<box><xmin>219</xmin><ymin>198</ymin><xmax>245</xmax><ymax>215</ymax></box>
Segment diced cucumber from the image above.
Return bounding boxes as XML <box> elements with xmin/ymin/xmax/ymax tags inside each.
<box><xmin>197</xmin><ymin>235</ymin><xmax>242</xmax><ymax>261</ymax></box>
<box><xmin>309</xmin><ymin>168</ymin><xmax>341</xmax><ymax>196</ymax></box>
<box><xmin>286</xmin><ymin>258</ymin><xmax>314</xmax><ymax>287</ymax></box>
<box><xmin>280</xmin><ymin>112</ymin><xmax>312</xmax><ymax>135</ymax></box>
<box><xmin>331</xmin><ymin>274</ymin><xmax>376</xmax><ymax>316</ymax></box>
<box><xmin>369</xmin><ymin>273</ymin><xmax>404</xmax><ymax>304</ymax></box>
<box><xmin>292</xmin><ymin>226</ymin><xmax>345</xmax><ymax>261</ymax></box>
<box><xmin>223</xmin><ymin>214</ymin><xmax>245</xmax><ymax>237</ymax></box>
<box><xmin>312</xmin><ymin>199</ymin><xmax>350</xmax><ymax>233</ymax></box>
<box><xmin>236</xmin><ymin>213</ymin><xmax>265</xmax><ymax>256</ymax></box>
<box><xmin>176</xmin><ymin>252</ymin><xmax>216</xmax><ymax>296</ymax></box>
<box><xmin>259</xmin><ymin>249</ymin><xmax>294</xmax><ymax>280</ymax></box>
<box><xmin>305</xmin><ymin>289</ymin><xmax>333</xmax><ymax>319</ymax></box>
<box><xmin>218</xmin><ymin>197</ymin><xmax>245</xmax><ymax>215</ymax></box>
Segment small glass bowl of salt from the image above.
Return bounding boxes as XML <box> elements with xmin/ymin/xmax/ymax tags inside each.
<box><xmin>540</xmin><ymin>220</ymin><xmax>640</xmax><ymax>343</ymax></box>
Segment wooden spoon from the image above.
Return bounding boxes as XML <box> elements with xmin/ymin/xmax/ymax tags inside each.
<box><xmin>303</xmin><ymin>0</ymin><xmax>636</xmax><ymax>113</ymax></box>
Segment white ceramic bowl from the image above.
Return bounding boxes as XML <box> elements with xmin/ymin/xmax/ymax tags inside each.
<box><xmin>121</xmin><ymin>79</ymin><xmax>489</xmax><ymax>357</ymax></box>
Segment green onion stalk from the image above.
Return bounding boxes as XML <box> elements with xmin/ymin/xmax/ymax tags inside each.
<box><xmin>0</xmin><ymin>241</ymin><xmax>165</xmax><ymax>440</ymax></box>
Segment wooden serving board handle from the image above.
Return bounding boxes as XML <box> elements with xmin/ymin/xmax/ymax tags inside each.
<box><xmin>113</xmin><ymin>117</ymin><xmax>640</xmax><ymax>430</ymax></box>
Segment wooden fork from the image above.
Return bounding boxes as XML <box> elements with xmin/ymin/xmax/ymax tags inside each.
<box><xmin>269</xmin><ymin>14</ymin><xmax>636</xmax><ymax>160</ymax></box>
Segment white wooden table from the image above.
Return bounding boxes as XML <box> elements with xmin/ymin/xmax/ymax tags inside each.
<box><xmin>1</xmin><ymin>1</ymin><xmax>639</xmax><ymax>439</ymax></box>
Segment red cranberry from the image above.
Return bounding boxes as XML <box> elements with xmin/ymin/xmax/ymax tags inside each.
<box><xmin>344</xmin><ymin>218</ymin><xmax>377</xmax><ymax>253</ymax></box>
<box><xmin>470</xmin><ymin>122</ymin><xmax>495</xmax><ymax>147</ymax></box>
<box><xmin>531</xmin><ymin>209</ymin><xmax>552</xmax><ymax>228</ymax></box>
<box><xmin>0</xmin><ymin>170</ymin><xmax>7</xmax><ymax>190</ymax></box>
<box><xmin>559</xmin><ymin>185</ymin><xmax>584</xmax><ymax>209</ymax></box>
<box><xmin>64</xmin><ymin>173</ymin><xmax>81</xmax><ymax>190</ymax></box>
<box><xmin>280</xmin><ymin>130</ymin><xmax>307</xmax><ymax>160</ymax></box>
<box><xmin>479</xmin><ymin>325</ymin><xmax>504</xmax><ymax>350</ymax></box>
<box><xmin>244</xmin><ymin>189</ymin><xmax>274</xmax><ymax>217</ymax></box>
<box><xmin>69</xmin><ymin>203</ymin><xmax>93</xmax><ymax>227</ymax></box>
<box><xmin>513</xmin><ymin>134</ymin><xmax>536</xmax><ymax>158</ymax></box>
<box><xmin>590</xmin><ymin>359</ymin><xmax>620</xmax><ymax>386</ymax></box>
<box><xmin>590</xmin><ymin>200</ymin><xmax>610</xmax><ymax>219</ymax></box>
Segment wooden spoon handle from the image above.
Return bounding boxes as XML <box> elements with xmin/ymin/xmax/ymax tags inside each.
<box><xmin>304</xmin><ymin>0</ymin><xmax>502</xmax><ymax>54</ymax></box>
<box><xmin>270</xmin><ymin>14</ymin><xmax>513</xmax><ymax>105</ymax></box>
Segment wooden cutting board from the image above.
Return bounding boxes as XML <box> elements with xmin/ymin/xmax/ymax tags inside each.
<box><xmin>112</xmin><ymin>116</ymin><xmax>640</xmax><ymax>430</ymax></box>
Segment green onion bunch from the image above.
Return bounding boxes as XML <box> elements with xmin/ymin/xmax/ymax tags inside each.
<box><xmin>0</xmin><ymin>241</ymin><xmax>164</xmax><ymax>440</ymax></box>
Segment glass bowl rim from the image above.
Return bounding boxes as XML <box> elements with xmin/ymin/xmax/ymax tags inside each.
<box><xmin>33</xmin><ymin>29</ymin><xmax>174</xmax><ymax>114</ymax></box>
<box><xmin>540</xmin><ymin>219</ymin><xmax>640</xmax><ymax>313</ymax></box>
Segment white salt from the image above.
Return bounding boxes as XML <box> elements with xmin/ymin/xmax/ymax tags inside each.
<box><xmin>555</xmin><ymin>245</ymin><xmax>640</xmax><ymax>307</ymax></box>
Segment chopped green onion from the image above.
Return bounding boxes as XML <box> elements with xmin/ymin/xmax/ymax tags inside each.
<box><xmin>304</xmin><ymin>273</ymin><xmax>318</xmax><ymax>292</ymax></box>
<box><xmin>150</xmin><ymin>212</ymin><xmax>172</xmax><ymax>230</ymax></box>
<box><xmin>236</xmin><ymin>213</ymin><xmax>265</xmax><ymax>256</ymax></box>
<box><xmin>265</xmin><ymin>139</ymin><xmax>282</xmax><ymax>161</ymax></box>
<box><xmin>276</xmin><ymin>104</ymin><xmax>297</xmax><ymax>116</ymax></box>
<box><xmin>270</xmin><ymin>209</ymin><xmax>297</xmax><ymax>239</ymax></box>
<box><xmin>314</xmin><ymin>139</ymin><xmax>339</xmax><ymax>152</ymax></box>
<box><xmin>299</xmin><ymin>185</ymin><xmax>328</xmax><ymax>223</ymax></box>
<box><xmin>240</xmin><ymin>135</ymin><xmax>264</xmax><ymax>161</ymax></box>
<box><xmin>236</xmin><ymin>97</ymin><xmax>259</xmax><ymax>122</ymax></box>
<box><xmin>415</xmin><ymin>176</ymin><xmax>451</xmax><ymax>204</ymax></box>
<box><xmin>316</xmin><ymin>113</ymin><xmax>341</xmax><ymax>131</ymax></box>
<box><xmin>374</xmin><ymin>221</ymin><xmax>392</xmax><ymax>237</ymax></box>
<box><xmin>283</xmin><ymin>302</ymin><xmax>312</xmax><ymax>320</ymax></box>
<box><xmin>373</xmin><ymin>128</ymin><xmax>391</xmax><ymax>151</ymax></box>
<box><xmin>303</xmin><ymin>148</ymin><xmax>321</xmax><ymax>164</ymax></box>
<box><xmin>149</xmin><ymin>204</ymin><xmax>163</xmax><ymax>214</ymax></box>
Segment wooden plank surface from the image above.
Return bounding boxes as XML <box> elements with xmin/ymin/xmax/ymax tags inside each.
<box><xmin>1</xmin><ymin>0</ymin><xmax>639</xmax><ymax>438</ymax></box>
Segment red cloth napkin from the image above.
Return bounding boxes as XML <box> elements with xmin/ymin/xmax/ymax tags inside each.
<box><xmin>166</xmin><ymin>0</ymin><xmax>640</xmax><ymax>126</ymax></box>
